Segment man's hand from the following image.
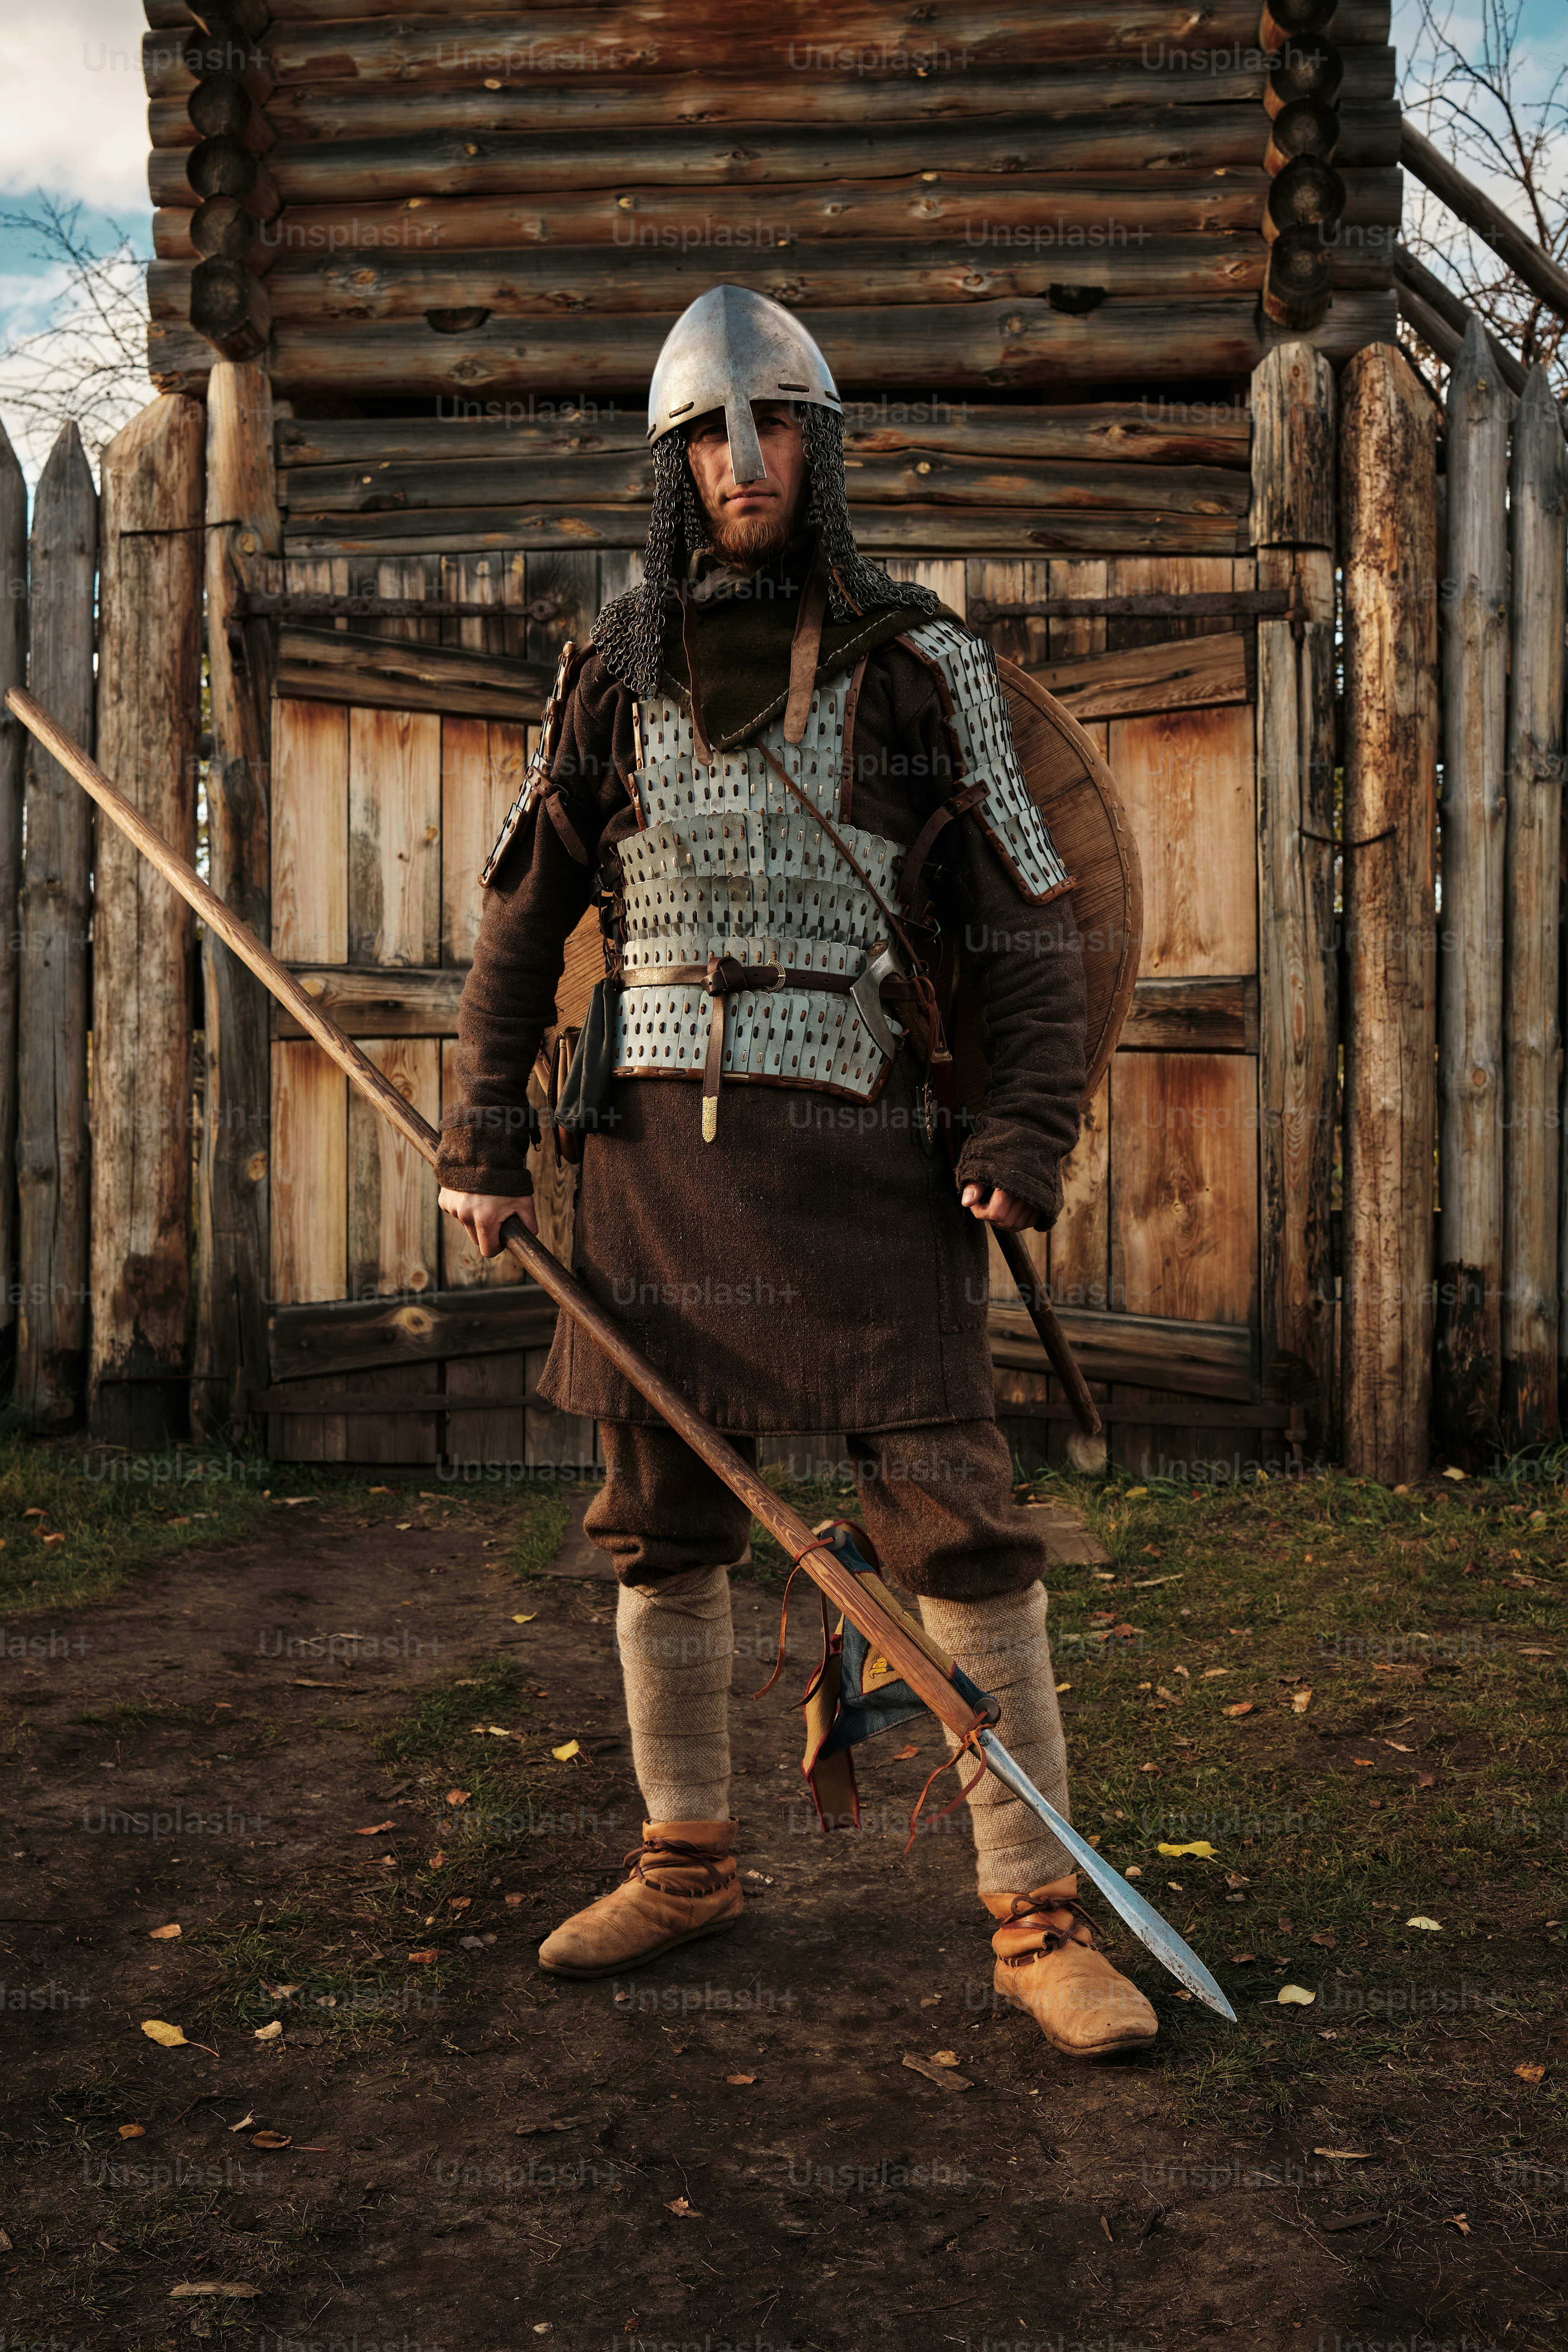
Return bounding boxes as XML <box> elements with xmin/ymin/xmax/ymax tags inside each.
<box><xmin>961</xmin><ymin>1183</ymin><xmax>1037</xmax><ymax>1232</ymax></box>
<box><xmin>437</xmin><ymin>1188</ymin><xmax>537</xmax><ymax>1257</ymax></box>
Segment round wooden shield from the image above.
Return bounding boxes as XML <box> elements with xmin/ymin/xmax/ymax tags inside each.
<box><xmin>995</xmin><ymin>655</ymin><xmax>1144</xmax><ymax>1107</ymax></box>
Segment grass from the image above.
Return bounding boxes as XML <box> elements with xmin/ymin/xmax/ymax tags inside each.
<box><xmin>991</xmin><ymin>1456</ymin><xmax>1568</xmax><ymax>2220</ymax></box>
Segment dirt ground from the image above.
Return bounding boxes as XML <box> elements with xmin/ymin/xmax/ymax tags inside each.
<box><xmin>2</xmin><ymin>1463</ymin><xmax>1565</xmax><ymax>2352</ymax></box>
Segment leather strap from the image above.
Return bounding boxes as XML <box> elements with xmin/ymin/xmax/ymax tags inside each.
<box><xmin>681</xmin><ymin>590</ymin><xmax>713</xmax><ymax>764</ymax></box>
<box><xmin>782</xmin><ymin>542</ymin><xmax>831</xmax><ymax>746</ymax></box>
<box><xmin>896</xmin><ymin>780</ymin><xmax>988</xmax><ymax>909</ymax></box>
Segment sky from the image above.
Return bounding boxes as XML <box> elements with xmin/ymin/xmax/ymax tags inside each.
<box><xmin>0</xmin><ymin>0</ymin><xmax>1563</xmax><ymax>476</ymax></box>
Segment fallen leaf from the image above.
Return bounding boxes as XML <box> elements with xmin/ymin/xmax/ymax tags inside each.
<box><xmin>1352</xmin><ymin>1758</ymin><xmax>1375</xmax><ymax>1767</ymax></box>
<box><xmin>41</xmin><ymin>1532</ymin><xmax>66</xmax><ymax>1547</ymax></box>
<box><xmin>407</xmin><ymin>1949</ymin><xmax>438</xmax><ymax>1964</ymax></box>
<box><xmin>140</xmin><ymin>2019</ymin><xmax>201</xmax><ymax>2050</ymax></box>
<box><xmin>369</xmin><ymin>1485</ymin><xmax>393</xmax><ymax>1493</ymax></box>
<box><xmin>664</xmin><ymin>2197</ymin><xmax>702</xmax><ymax>2218</ymax></box>
<box><xmin>1418</xmin><ymin>1771</ymin><xmax>1437</xmax><ymax>1789</ymax></box>
<box><xmin>902</xmin><ymin>2052</ymin><xmax>973</xmax><ymax>2091</ymax></box>
<box><xmin>1314</xmin><ymin>2147</ymin><xmax>1374</xmax><ymax>2161</ymax></box>
<box><xmin>21</xmin><ymin>1505</ymin><xmax>45</xmax><ymax>1517</ymax></box>
<box><xmin>1445</xmin><ymin>2213</ymin><xmax>1471</xmax><ymax>2235</ymax></box>
<box><xmin>169</xmin><ymin>2283</ymin><xmax>259</xmax><ymax>2300</ymax></box>
<box><xmin>726</xmin><ymin>2072</ymin><xmax>757</xmax><ymax>2084</ymax></box>
<box><xmin>1277</xmin><ymin>1985</ymin><xmax>1316</xmax><ymax>2006</ymax></box>
<box><xmin>893</xmin><ymin>1744</ymin><xmax>920</xmax><ymax>1760</ymax></box>
<box><xmin>448</xmin><ymin>1895</ymin><xmax>471</xmax><ymax>1911</ymax></box>
<box><xmin>251</xmin><ymin>2129</ymin><xmax>291</xmax><ymax>2148</ymax></box>
<box><xmin>260</xmin><ymin>1982</ymin><xmax>300</xmax><ymax>2003</ymax></box>
<box><xmin>445</xmin><ymin>1789</ymin><xmax>471</xmax><ymax>1807</ymax></box>
<box><xmin>931</xmin><ymin>2049</ymin><xmax>959</xmax><ymax>2066</ymax></box>
<box><xmin>168</xmin><ymin>1516</ymin><xmax>191</xmax><ymax>1526</ymax></box>
<box><xmin>1230</xmin><ymin>1952</ymin><xmax>1256</xmax><ymax>1964</ymax></box>
<box><xmin>253</xmin><ymin>2021</ymin><xmax>283</xmax><ymax>2042</ymax></box>
<box><xmin>1310</xmin><ymin>1932</ymin><xmax>1337</xmax><ymax>1950</ymax></box>
<box><xmin>148</xmin><ymin>1923</ymin><xmax>181</xmax><ymax>1941</ymax></box>
<box><xmin>551</xmin><ymin>1740</ymin><xmax>581</xmax><ymax>1761</ymax></box>
<box><xmin>1202</xmin><ymin>1668</ymin><xmax>1229</xmax><ymax>1679</ymax></box>
<box><xmin>117</xmin><ymin>2122</ymin><xmax>145</xmax><ymax>2140</ymax></box>
<box><xmin>1405</xmin><ymin>1916</ymin><xmax>1443</xmax><ymax>1932</ymax></box>
<box><xmin>510</xmin><ymin>1612</ymin><xmax>538</xmax><ymax>1624</ymax></box>
<box><xmin>503</xmin><ymin>1893</ymin><xmax>523</xmax><ymax>1907</ymax></box>
<box><xmin>1125</xmin><ymin>1486</ymin><xmax>1148</xmax><ymax>1499</ymax></box>
<box><xmin>1441</xmin><ymin>1465</ymin><xmax>1467</xmax><ymax>1480</ymax></box>
<box><xmin>428</xmin><ymin>1850</ymin><xmax>446</xmax><ymax>1870</ymax></box>
<box><xmin>1226</xmin><ymin>1871</ymin><xmax>1250</xmax><ymax>1890</ymax></box>
<box><xmin>228</xmin><ymin>2112</ymin><xmax>257</xmax><ymax>2133</ymax></box>
<box><xmin>1157</xmin><ymin>1840</ymin><xmax>1217</xmax><ymax>1859</ymax></box>
<box><xmin>1384</xmin><ymin>1740</ymin><xmax>1413</xmax><ymax>1752</ymax></box>
<box><xmin>1518</xmin><ymin>1645</ymin><xmax>1555</xmax><ymax>1657</ymax></box>
<box><xmin>1292</xmin><ymin>1689</ymin><xmax>1312</xmax><ymax>1714</ymax></box>
<box><xmin>1055</xmin><ymin>1681</ymin><xmax>1072</xmax><ymax>1694</ymax></box>
<box><xmin>1222</xmin><ymin>1702</ymin><xmax>1254</xmax><ymax>1719</ymax></box>
<box><xmin>1138</xmin><ymin>1763</ymin><xmax>1161</xmax><ymax>1776</ymax></box>
<box><xmin>1515</xmin><ymin>2062</ymin><xmax>1547</xmax><ymax>2083</ymax></box>
<box><xmin>1124</xmin><ymin>1866</ymin><xmax>1143</xmax><ymax>1879</ymax></box>
<box><xmin>396</xmin><ymin>1521</ymin><xmax>412</xmax><ymax>1530</ymax></box>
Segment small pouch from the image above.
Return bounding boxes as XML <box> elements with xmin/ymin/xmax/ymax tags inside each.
<box><xmin>552</xmin><ymin>975</ymin><xmax>621</xmax><ymax>1151</ymax></box>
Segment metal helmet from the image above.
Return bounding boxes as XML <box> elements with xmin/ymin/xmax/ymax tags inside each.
<box><xmin>646</xmin><ymin>285</ymin><xmax>842</xmax><ymax>484</ymax></box>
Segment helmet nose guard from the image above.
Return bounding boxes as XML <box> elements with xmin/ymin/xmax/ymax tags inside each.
<box><xmin>647</xmin><ymin>285</ymin><xmax>842</xmax><ymax>485</ymax></box>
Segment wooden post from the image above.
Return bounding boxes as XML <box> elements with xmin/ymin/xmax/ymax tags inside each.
<box><xmin>0</xmin><ymin>424</ymin><xmax>26</xmax><ymax>1355</ymax></box>
<box><xmin>1435</xmin><ymin>318</ymin><xmax>1512</xmax><ymax>1459</ymax></box>
<box><xmin>90</xmin><ymin>396</ymin><xmax>206</xmax><ymax>1447</ymax></box>
<box><xmin>194</xmin><ymin>362</ymin><xmax>280</xmax><ymax>1438</ymax></box>
<box><xmin>1249</xmin><ymin>343</ymin><xmax>1338</xmax><ymax>1446</ymax></box>
<box><xmin>1502</xmin><ymin>368</ymin><xmax>1568</xmax><ymax>1445</ymax></box>
<box><xmin>1339</xmin><ymin>344</ymin><xmax>1441</xmax><ymax>1484</ymax></box>
<box><xmin>16</xmin><ymin>424</ymin><xmax>97</xmax><ymax>1426</ymax></box>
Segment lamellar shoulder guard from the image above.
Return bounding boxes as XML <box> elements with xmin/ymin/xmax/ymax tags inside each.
<box><xmin>896</xmin><ymin>617</ymin><xmax>1072</xmax><ymax>906</ymax></box>
<box><xmin>479</xmin><ymin>639</ymin><xmax>581</xmax><ymax>886</ymax></box>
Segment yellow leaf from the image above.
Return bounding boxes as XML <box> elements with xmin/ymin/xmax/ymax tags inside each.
<box><xmin>1124</xmin><ymin>1487</ymin><xmax>1148</xmax><ymax>1499</ymax></box>
<box><xmin>141</xmin><ymin>2020</ymin><xmax>188</xmax><ymax>2047</ymax></box>
<box><xmin>148</xmin><ymin>1923</ymin><xmax>181</xmax><ymax>1941</ymax></box>
<box><xmin>551</xmin><ymin>1740</ymin><xmax>581</xmax><ymax>1761</ymax></box>
<box><xmin>511</xmin><ymin>1613</ymin><xmax>537</xmax><ymax>1624</ymax></box>
<box><xmin>1157</xmin><ymin>1840</ymin><xmax>1217</xmax><ymax>1859</ymax></box>
<box><xmin>1055</xmin><ymin>1681</ymin><xmax>1072</xmax><ymax>1694</ymax></box>
<box><xmin>931</xmin><ymin>2049</ymin><xmax>959</xmax><ymax>2066</ymax></box>
<box><xmin>1441</xmin><ymin>1465</ymin><xmax>1466</xmax><ymax>1480</ymax></box>
<box><xmin>1291</xmin><ymin>1688</ymin><xmax>1312</xmax><ymax>1713</ymax></box>
<box><xmin>1277</xmin><ymin>1985</ymin><xmax>1316</xmax><ymax>2006</ymax></box>
<box><xmin>118</xmin><ymin>2123</ymin><xmax>145</xmax><ymax>2140</ymax></box>
<box><xmin>253</xmin><ymin>2021</ymin><xmax>283</xmax><ymax>2042</ymax></box>
<box><xmin>1223</xmin><ymin>1701</ymin><xmax>1254</xmax><ymax>1718</ymax></box>
<box><xmin>1515</xmin><ymin>2062</ymin><xmax>1547</xmax><ymax>2083</ymax></box>
<box><xmin>1406</xmin><ymin>1916</ymin><xmax>1443</xmax><ymax>1931</ymax></box>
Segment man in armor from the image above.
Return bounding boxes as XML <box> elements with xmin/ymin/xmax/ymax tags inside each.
<box><xmin>438</xmin><ymin>287</ymin><xmax>1156</xmax><ymax>2060</ymax></box>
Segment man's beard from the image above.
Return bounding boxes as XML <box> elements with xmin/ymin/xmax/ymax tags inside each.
<box><xmin>705</xmin><ymin>498</ymin><xmax>795</xmax><ymax>570</ymax></box>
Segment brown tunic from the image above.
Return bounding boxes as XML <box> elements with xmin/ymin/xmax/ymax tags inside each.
<box><xmin>437</xmin><ymin>632</ymin><xmax>1088</xmax><ymax>1433</ymax></box>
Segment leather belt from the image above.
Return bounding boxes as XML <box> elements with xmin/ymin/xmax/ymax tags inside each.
<box><xmin>620</xmin><ymin>955</ymin><xmax>921</xmax><ymax>1142</ymax></box>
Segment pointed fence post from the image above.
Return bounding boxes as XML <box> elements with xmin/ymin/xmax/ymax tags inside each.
<box><xmin>1435</xmin><ymin>319</ymin><xmax>1512</xmax><ymax>1461</ymax></box>
<box><xmin>16</xmin><ymin>423</ymin><xmax>97</xmax><ymax>1427</ymax></box>
<box><xmin>1500</xmin><ymin>368</ymin><xmax>1568</xmax><ymax>1446</ymax></box>
<box><xmin>194</xmin><ymin>362</ymin><xmax>280</xmax><ymax>1438</ymax></box>
<box><xmin>1339</xmin><ymin>343</ymin><xmax>1440</xmax><ymax>1484</ymax></box>
<box><xmin>90</xmin><ymin>395</ymin><xmax>207</xmax><ymax>1447</ymax></box>
<box><xmin>0</xmin><ymin>425</ymin><xmax>25</xmax><ymax>1361</ymax></box>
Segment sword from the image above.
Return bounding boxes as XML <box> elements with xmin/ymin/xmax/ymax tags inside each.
<box><xmin>8</xmin><ymin>684</ymin><xmax>1235</xmax><ymax>2023</ymax></box>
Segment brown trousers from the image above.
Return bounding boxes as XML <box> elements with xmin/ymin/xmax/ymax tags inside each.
<box><xmin>583</xmin><ymin>1418</ymin><xmax>1049</xmax><ymax>1600</ymax></box>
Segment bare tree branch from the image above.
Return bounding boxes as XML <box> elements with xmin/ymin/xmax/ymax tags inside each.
<box><xmin>0</xmin><ymin>195</ymin><xmax>151</xmax><ymax>475</ymax></box>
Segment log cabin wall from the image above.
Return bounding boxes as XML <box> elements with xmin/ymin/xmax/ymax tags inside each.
<box><xmin>136</xmin><ymin>0</ymin><xmax>1403</xmax><ymax>1471</ymax></box>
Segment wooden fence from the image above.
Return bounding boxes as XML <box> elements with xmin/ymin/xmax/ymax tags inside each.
<box><xmin>2</xmin><ymin>321</ymin><xmax>1564</xmax><ymax>1478</ymax></box>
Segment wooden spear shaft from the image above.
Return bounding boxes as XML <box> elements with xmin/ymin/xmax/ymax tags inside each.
<box><xmin>6</xmin><ymin>683</ymin><xmax>979</xmax><ymax>1736</ymax></box>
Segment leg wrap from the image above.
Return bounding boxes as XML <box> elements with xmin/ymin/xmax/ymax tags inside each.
<box><xmin>615</xmin><ymin>1565</ymin><xmax>734</xmax><ymax>1824</ymax></box>
<box><xmin>918</xmin><ymin>1582</ymin><xmax>1074</xmax><ymax>1895</ymax></box>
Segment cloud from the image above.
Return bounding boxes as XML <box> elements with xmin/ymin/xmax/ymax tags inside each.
<box><xmin>0</xmin><ymin>0</ymin><xmax>154</xmax><ymax>217</ymax></box>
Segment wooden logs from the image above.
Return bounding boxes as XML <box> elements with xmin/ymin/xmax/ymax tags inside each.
<box><xmin>90</xmin><ymin>396</ymin><xmax>206</xmax><ymax>1448</ymax></box>
<box><xmin>179</xmin><ymin>5</ymin><xmax>279</xmax><ymax>361</ymax></box>
<box><xmin>1259</xmin><ymin>1</ymin><xmax>1345</xmax><ymax>328</ymax></box>
<box><xmin>1502</xmin><ymin>370</ymin><xmax>1568</xmax><ymax>1444</ymax></box>
<box><xmin>1435</xmin><ymin>318</ymin><xmax>1512</xmax><ymax>1460</ymax></box>
<box><xmin>0</xmin><ymin>426</ymin><xmax>25</xmax><ymax>1351</ymax></box>
<box><xmin>15</xmin><ymin>426</ymin><xmax>98</xmax><ymax>1429</ymax></box>
<box><xmin>194</xmin><ymin>363</ymin><xmax>281</xmax><ymax>1440</ymax></box>
<box><xmin>1339</xmin><ymin>343</ymin><xmax>1439</xmax><ymax>1485</ymax></box>
<box><xmin>1250</xmin><ymin>344</ymin><xmax>1338</xmax><ymax>1444</ymax></box>
<box><xmin>1400</xmin><ymin>120</ymin><xmax>1568</xmax><ymax>332</ymax></box>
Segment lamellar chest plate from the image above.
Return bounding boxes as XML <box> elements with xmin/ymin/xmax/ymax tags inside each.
<box><xmin>613</xmin><ymin>684</ymin><xmax>904</xmax><ymax>1103</ymax></box>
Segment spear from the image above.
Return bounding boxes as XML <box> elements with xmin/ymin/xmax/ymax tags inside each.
<box><xmin>8</xmin><ymin>683</ymin><xmax>1235</xmax><ymax>2022</ymax></box>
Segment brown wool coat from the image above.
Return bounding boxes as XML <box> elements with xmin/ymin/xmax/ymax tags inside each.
<box><xmin>437</xmin><ymin>634</ymin><xmax>1088</xmax><ymax>1433</ymax></box>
